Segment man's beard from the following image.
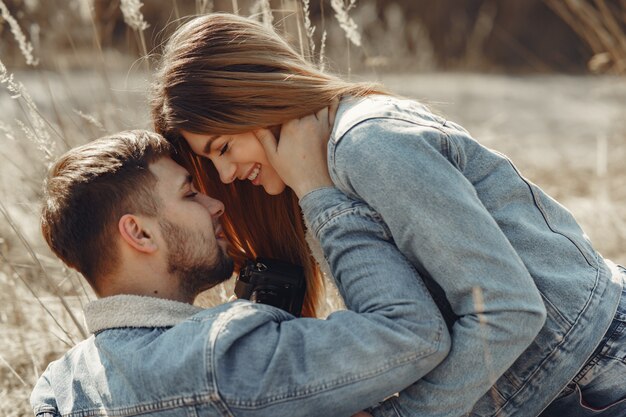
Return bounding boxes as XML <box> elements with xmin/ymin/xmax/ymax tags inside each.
<box><xmin>159</xmin><ymin>219</ymin><xmax>234</xmax><ymax>300</ymax></box>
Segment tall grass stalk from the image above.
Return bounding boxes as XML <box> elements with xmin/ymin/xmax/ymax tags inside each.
<box><xmin>250</xmin><ymin>0</ymin><xmax>274</xmax><ymax>28</ymax></box>
<box><xmin>196</xmin><ymin>0</ymin><xmax>214</xmax><ymax>14</ymax></box>
<box><xmin>596</xmin><ymin>135</ymin><xmax>610</xmax><ymax>203</ymax></box>
<box><xmin>86</xmin><ymin>0</ymin><xmax>118</xmax><ymax>106</ymax></box>
<box><xmin>0</xmin><ymin>201</ymin><xmax>87</xmax><ymax>339</ymax></box>
<box><xmin>329</xmin><ymin>0</ymin><xmax>361</xmax><ymax>47</ymax></box>
<box><xmin>0</xmin><ymin>251</ymin><xmax>78</xmax><ymax>346</ymax></box>
<box><xmin>294</xmin><ymin>0</ymin><xmax>306</xmax><ymax>56</ymax></box>
<box><xmin>330</xmin><ymin>0</ymin><xmax>361</xmax><ymax>75</ymax></box>
<box><xmin>0</xmin><ymin>353</ymin><xmax>28</xmax><ymax>387</ymax></box>
<box><xmin>0</xmin><ymin>59</ymin><xmax>59</xmax><ymax>164</ymax></box>
<box><xmin>301</xmin><ymin>0</ymin><xmax>316</xmax><ymax>57</ymax></box>
<box><xmin>120</xmin><ymin>0</ymin><xmax>150</xmax><ymax>68</ymax></box>
<box><xmin>319</xmin><ymin>30</ymin><xmax>328</xmax><ymax>71</ymax></box>
<box><xmin>73</xmin><ymin>110</ymin><xmax>106</xmax><ymax>133</ymax></box>
<box><xmin>544</xmin><ymin>0</ymin><xmax>626</xmax><ymax>73</ymax></box>
<box><xmin>0</xmin><ymin>0</ymin><xmax>39</xmax><ymax>66</ymax></box>
<box><xmin>0</xmin><ymin>121</ymin><xmax>16</xmax><ymax>141</ymax></box>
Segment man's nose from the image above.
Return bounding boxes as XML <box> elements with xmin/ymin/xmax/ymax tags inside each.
<box><xmin>204</xmin><ymin>195</ymin><xmax>225</xmax><ymax>218</ymax></box>
<box><xmin>213</xmin><ymin>158</ymin><xmax>236</xmax><ymax>184</ymax></box>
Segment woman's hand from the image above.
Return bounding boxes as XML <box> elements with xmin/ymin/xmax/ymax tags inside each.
<box><xmin>254</xmin><ymin>100</ymin><xmax>339</xmax><ymax>198</ymax></box>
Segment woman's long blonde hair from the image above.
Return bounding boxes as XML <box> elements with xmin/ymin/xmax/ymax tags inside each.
<box><xmin>152</xmin><ymin>13</ymin><xmax>387</xmax><ymax>317</ymax></box>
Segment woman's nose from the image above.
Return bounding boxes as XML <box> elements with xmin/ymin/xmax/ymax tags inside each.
<box><xmin>213</xmin><ymin>158</ymin><xmax>236</xmax><ymax>184</ymax></box>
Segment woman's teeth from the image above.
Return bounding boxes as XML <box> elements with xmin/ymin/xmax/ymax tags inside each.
<box><xmin>248</xmin><ymin>165</ymin><xmax>260</xmax><ymax>181</ymax></box>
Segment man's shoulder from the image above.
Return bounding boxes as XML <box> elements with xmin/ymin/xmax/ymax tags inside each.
<box><xmin>30</xmin><ymin>335</ymin><xmax>96</xmax><ymax>415</ymax></box>
<box><xmin>30</xmin><ymin>300</ymin><xmax>294</xmax><ymax>415</ymax></box>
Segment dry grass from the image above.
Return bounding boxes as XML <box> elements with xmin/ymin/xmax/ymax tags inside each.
<box><xmin>544</xmin><ymin>0</ymin><xmax>626</xmax><ymax>74</ymax></box>
<box><xmin>1</xmin><ymin>2</ymin><xmax>626</xmax><ymax>416</ymax></box>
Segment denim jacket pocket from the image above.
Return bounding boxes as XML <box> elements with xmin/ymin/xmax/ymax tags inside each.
<box><xmin>539</xmin><ymin>280</ymin><xmax>626</xmax><ymax>416</ymax></box>
<box><xmin>471</xmin><ymin>296</ymin><xmax>572</xmax><ymax>416</ymax></box>
<box><xmin>544</xmin><ymin>383</ymin><xmax>626</xmax><ymax>415</ymax></box>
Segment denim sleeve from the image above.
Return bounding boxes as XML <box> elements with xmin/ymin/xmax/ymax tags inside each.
<box><xmin>214</xmin><ymin>187</ymin><xmax>450</xmax><ymax>417</ymax></box>
<box><xmin>330</xmin><ymin>119</ymin><xmax>547</xmax><ymax>417</ymax></box>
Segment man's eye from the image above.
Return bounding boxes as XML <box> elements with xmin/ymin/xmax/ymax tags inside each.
<box><xmin>219</xmin><ymin>143</ymin><xmax>229</xmax><ymax>156</ymax></box>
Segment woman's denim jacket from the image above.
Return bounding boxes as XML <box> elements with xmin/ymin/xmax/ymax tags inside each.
<box><xmin>30</xmin><ymin>189</ymin><xmax>452</xmax><ymax>417</ymax></box>
<box><xmin>329</xmin><ymin>95</ymin><xmax>624</xmax><ymax>417</ymax></box>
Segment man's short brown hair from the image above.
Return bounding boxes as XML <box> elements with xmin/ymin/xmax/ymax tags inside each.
<box><xmin>41</xmin><ymin>130</ymin><xmax>172</xmax><ymax>290</ymax></box>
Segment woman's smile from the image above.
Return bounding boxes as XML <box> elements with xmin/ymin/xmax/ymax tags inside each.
<box><xmin>181</xmin><ymin>130</ymin><xmax>287</xmax><ymax>195</ymax></box>
<box><xmin>246</xmin><ymin>163</ymin><xmax>261</xmax><ymax>183</ymax></box>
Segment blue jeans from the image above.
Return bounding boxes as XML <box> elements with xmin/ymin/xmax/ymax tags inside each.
<box><xmin>540</xmin><ymin>266</ymin><xmax>626</xmax><ymax>417</ymax></box>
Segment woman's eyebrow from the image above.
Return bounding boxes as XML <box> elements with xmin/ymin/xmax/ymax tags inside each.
<box><xmin>203</xmin><ymin>134</ymin><xmax>221</xmax><ymax>154</ymax></box>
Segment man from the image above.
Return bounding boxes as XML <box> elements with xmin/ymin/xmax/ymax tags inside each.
<box><xmin>31</xmin><ymin>130</ymin><xmax>450</xmax><ymax>417</ymax></box>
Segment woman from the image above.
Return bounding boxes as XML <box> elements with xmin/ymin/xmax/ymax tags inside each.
<box><xmin>151</xmin><ymin>13</ymin><xmax>626</xmax><ymax>417</ymax></box>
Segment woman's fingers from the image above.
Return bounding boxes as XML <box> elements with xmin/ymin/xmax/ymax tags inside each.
<box><xmin>328</xmin><ymin>98</ymin><xmax>340</xmax><ymax>128</ymax></box>
<box><xmin>315</xmin><ymin>105</ymin><xmax>328</xmax><ymax>123</ymax></box>
<box><xmin>253</xmin><ymin>102</ymin><xmax>338</xmax><ymax>198</ymax></box>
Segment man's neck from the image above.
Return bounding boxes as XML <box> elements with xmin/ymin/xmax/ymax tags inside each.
<box><xmin>99</xmin><ymin>264</ymin><xmax>193</xmax><ymax>304</ymax></box>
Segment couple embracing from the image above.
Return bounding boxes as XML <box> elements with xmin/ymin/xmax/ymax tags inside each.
<box><xmin>32</xmin><ymin>13</ymin><xmax>626</xmax><ymax>417</ymax></box>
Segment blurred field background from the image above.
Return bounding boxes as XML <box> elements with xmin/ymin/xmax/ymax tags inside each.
<box><xmin>1</xmin><ymin>0</ymin><xmax>626</xmax><ymax>415</ymax></box>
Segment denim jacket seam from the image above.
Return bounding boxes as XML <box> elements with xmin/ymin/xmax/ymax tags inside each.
<box><xmin>211</xmin><ymin>310</ymin><xmax>247</xmax><ymax>416</ymax></box>
<box><xmin>222</xmin><ymin>343</ymin><xmax>442</xmax><ymax>408</ymax></box>
<box><xmin>494</xmin><ymin>151</ymin><xmax>598</xmax><ymax>268</ymax></box>
<box><xmin>330</xmin><ymin>115</ymin><xmax>456</xmax><ymax>195</ymax></box>
<box><xmin>211</xmin><ymin>304</ymin><xmax>300</xmax><ymax>412</ymax></box>
<box><xmin>332</xmin><ymin>113</ymin><xmax>451</xmax><ymax>154</ymax></box>
<box><xmin>222</xmin><ymin>319</ymin><xmax>446</xmax><ymax>408</ymax></box>
<box><xmin>539</xmin><ymin>289</ymin><xmax>574</xmax><ymax>327</ymax></box>
<box><xmin>311</xmin><ymin>204</ymin><xmax>384</xmax><ymax>239</ymax></box>
<box><xmin>602</xmin><ymin>323</ymin><xmax>626</xmax><ymax>364</ymax></box>
<box><xmin>51</xmin><ymin>394</ymin><xmax>217</xmax><ymax>417</ymax></box>
<box><xmin>488</xmin><ymin>258</ymin><xmax>603</xmax><ymax>415</ymax></box>
<box><xmin>441</xmin><ymin>125</ymin><xmax>465</xmax><ymax>170</ymax></box>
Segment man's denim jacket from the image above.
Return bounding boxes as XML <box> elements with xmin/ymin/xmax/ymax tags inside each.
<box><xmin>30</xmin><ymin>188</ymin><xmax>451</xmax><ymax>417</ymax></box>
<box><xmin>328</xmin><ymin>95</ymin><xmax>624</xmax><ymax>417</ymax></box>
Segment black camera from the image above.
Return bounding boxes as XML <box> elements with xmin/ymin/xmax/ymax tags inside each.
<box><xmin>234</xmin><ymin>258</ymin><xmax>306</xmax><ymax>317</ymax></box>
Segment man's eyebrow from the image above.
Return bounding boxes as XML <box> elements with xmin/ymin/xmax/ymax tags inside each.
<box><xmin>202</xmin><ymin>135</ymin><xmax>221</xmax><ymax>154</ymax></box>
<box><xmin>179</xmin><ymin>174</ymin><xmax>193</xmax><ymax>191</ymax></box>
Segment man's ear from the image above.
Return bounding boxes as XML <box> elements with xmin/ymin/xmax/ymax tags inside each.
<box><xmin>118</xmin><ymin>214</ymin><xmax>158</xmax><ymax>254</ymax></box>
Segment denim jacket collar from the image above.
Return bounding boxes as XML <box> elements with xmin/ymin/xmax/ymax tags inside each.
<box><xmin>84</xmin><ymin>294</ymin><xmax>203</xmax><ymax>333</ymax></box>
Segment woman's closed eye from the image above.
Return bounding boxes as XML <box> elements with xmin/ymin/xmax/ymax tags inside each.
<box><xmin>219</xmin><ymin>142</ymin><xmax>229</xmax><ymax>156</ymax></box>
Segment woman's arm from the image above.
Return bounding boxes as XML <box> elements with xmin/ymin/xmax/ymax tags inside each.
<box><xmin>215</xmin><ymin>187</ymin><xmax>451</xmax><ymax>417</ymax></box>
<box><xmin>214</xmin><ymin>114</ymin><xmax>449</xmax><ymax>417</ymax></box>
<box><xmin>331</xmin><ymin>118</ymin><xmax>547</xmax><ymax>417</ymax></box>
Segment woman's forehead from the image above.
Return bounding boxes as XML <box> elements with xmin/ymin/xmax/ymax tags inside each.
<box><xmin>181</xmin><ymin>130</ymin><xmax>221</xmax><ymax>154</ymax></box>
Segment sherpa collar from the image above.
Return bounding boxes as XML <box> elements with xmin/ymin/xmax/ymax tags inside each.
<box><xmin>84</xmin><ymin>294</ymin><xmax>204</xmax><ymax>334</ymax></box>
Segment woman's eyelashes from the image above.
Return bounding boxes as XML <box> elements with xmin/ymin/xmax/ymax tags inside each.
<box><xmin>219</xmin><ymin>142</ymin><xmax>229</xmax><ymax>156</ymax></box>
